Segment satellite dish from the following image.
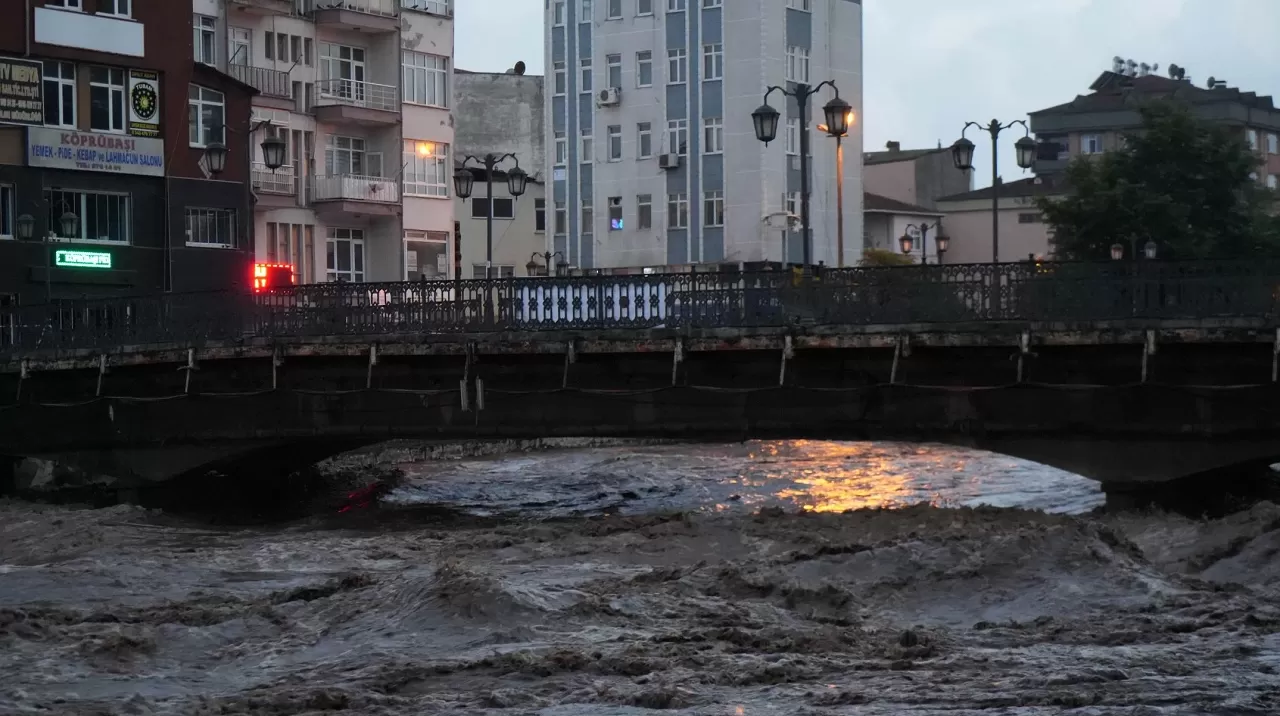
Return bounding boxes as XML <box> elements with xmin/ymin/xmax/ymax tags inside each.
<box><xmin>1151</xmin><ymin>63</ymin><xmax>1160</xmax><ymax>74</ymax></box>
<box><xmin>514</xmin><ymin>61</ymin><xmax>526</xmax><ymax>76</ymax></box>
<box><xmin>1207</xmin><ymin>76</ymin><xmax>1217</xmax><ymax>88</ymax></box>
<box><xmin>1112</xmin><ymin>56</ymin><xmax>1125</xmax><ymax>73</ymax></box>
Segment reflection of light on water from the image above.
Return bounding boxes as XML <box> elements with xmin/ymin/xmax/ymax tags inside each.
<box><xmin>753</xmin><ymin>440</ymin><xmax>922</xmax><ymax>513</ymax></box>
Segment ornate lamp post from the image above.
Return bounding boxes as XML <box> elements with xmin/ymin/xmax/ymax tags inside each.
<box><xmin>453</xmin><ymin>154</ymin><xmax>528</xmax><ymax>279</ymax></box>
<box><xmin>526</xmin><ymin>251</ymin><xmax>567</xmax><ymax>277</ymax></box>
<box><xmin>898</xmin><ymin>221</ymin><xmax>949</xmax><ymax>265</ymax></box>
<box><xmin>751</xmin><ymin>81</ymin><xmax>851</xmax><ymax>269</ymax></box>
<box><xmin>951</xmin><ymin>120</ymin><xmax>1037</xmax><ymax>263</ymax></box>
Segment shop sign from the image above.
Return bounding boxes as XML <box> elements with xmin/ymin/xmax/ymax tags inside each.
<box><xmin>28</xmin><ymin>127</ymin><xmax>165</xmax><ymax>177</ymax></box>
<box><xmin>0</xmin><ymin>57</ymin><xmax>42</xmax><ymax>126</ymax></box>
<box><xmin>128</xmin><ymin>69</ymin><xmax>161</xmax><ymax>137</ymax></box>
<box><xmin>55</xmin><ymin>250</ymin><xmax>113</xmax><ymax>269</ymax></box>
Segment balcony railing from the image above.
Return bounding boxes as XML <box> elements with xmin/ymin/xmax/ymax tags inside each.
<box><xmin>400</xmin><ymin>0</ymin><xmax>450</xmax><ymax>15</ymax></box>
<box><xmin>307</xmin><ymin>0</ymin><xmax>398</xmax><ymax>17</ymax></box>
<box><xmin>229</xmin><ymin>64</ymin><xmax>292</xmax><ymax>99</ymax></box>
<box><xmin>315</xmin><ymin>79</ymin><xmax>398</xmax><ymax>113</ymax></box>
<box><xmin>310</xmin><ymin>174</ymin><xmax>399</xmax><ymax>203</ymax></box>
<box><xmin>253</xmin><ymin>164</ymin><xmax>296</xmax><ymax>195</ymax></box>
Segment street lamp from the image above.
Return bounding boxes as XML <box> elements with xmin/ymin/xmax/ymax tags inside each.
<box><xmin>204</xmin><ymin>141</ymin><xmax>228</xmax><ymax>176</ymax></box>
<box><xmin>752</xmin><ymin>80</ymin><xmax>849</xmax><ymax>269</ymax></box>
<box><xmin>526</xmin><ymin>251</ymin><xmax>566</xmax><ymax>277</ymax></box>
<box><xmin>453</xmin><ymin>153</ymin><xmax>527</xmax><ymax>279</ymax></box>
<box><xmin>951</xmin><ymin>119</ymin><xmax>1037</xmax><ymax>263</ymax></box>
<box><xmin>1110</xmin><ymin>243</ymin><xmax>1125</xmax><ymax>261</ymax></box>
<box><xmin>816</xmin><ymin>108</ymin><xmax>857</xmax><ymax>268</ymax></box>
<box><xmin>1143</xmin><ymin>240</ymin><xmax>1158</xmax><ymax>260</ymax></box>
<box><xmin>1112</xmin><ymin>239</ymin><xmax>1159</xmax><ymax>261</ymax></box>
<box><xmin>15</xmin><ymin>214</ymin><xmax>34</xmax><ymax>241</ymax></box>
<box><xmin>899</xmin><ymin>221</ymin><xmax>946</xmax><ymax>265</ymax></box>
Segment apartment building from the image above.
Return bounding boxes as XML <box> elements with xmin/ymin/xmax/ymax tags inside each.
<box><xmin>545</xmin><ymin>0</ymin><xmax>863</xmax><ymax>271</ymax></box>
<box><xmin>0</xmin><ymin>0</ymin><xmax>256</xmax><ymax>306</ymax></box>
<box><xmin>208</xmin><ymin>0</ymin><xmax>454</xmax><ymax>283</ymax></box>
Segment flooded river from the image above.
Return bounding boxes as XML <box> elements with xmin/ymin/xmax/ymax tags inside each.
<box><xmin>1</xmin><ymin>440</ymin><xmax>1278</xmax><ymax>715</ymax></box>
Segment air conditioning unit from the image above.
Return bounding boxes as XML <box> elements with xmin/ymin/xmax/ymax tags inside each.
<box><xmin>658</xmin><ymin>153</ymin><xmax>681</xmax><ymax>169</ymax></box>
<box><xmin>596</xmin><ymin>87</ymin><xmax>621</xmax><ymax>107</ymax></box>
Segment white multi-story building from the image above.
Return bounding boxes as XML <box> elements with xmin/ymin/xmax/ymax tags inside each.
<box><xmin>204</xmin><ymin>0</ymin><xmax>455</xmax><ymax>283</ymax></box>
<box><xmin>544</xmin><ymin>0</ymin><xmax>863</xmax><ymax>270</ymax></box>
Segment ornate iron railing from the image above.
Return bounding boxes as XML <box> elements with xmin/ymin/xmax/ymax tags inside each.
<box><xmin>2</xmin><ymin>261</ymin><xmax>1278</xmax><ymax>358</ymax></box>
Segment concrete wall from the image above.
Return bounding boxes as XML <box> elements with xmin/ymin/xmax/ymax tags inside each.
<box><xmin>936</xmin><ymin>196</ymin><xmax>1055</xmax><ymax>264</ymax></box>
<box><xmin>864</xmin><ymin>160</ymin><xmax>917</xmax><ymax>205</ymax></box>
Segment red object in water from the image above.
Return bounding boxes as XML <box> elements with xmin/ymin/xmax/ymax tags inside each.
<box><xmin>252</xmin><ymin>262</ymin><xmax>294</xmax><ymax>293</ymax></box>
<box><xmin>338</xmin><ymin>484</ymin><xmax>384</xmax><ymax>513</ymax></box>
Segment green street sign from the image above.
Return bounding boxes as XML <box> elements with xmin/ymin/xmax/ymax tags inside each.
<box><xmin>55</xmin><ymin>250</ymin><xmax>113</xmax><ymax>269</ymax></box>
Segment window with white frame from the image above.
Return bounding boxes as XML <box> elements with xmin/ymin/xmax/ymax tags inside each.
<box><xmin>90</xmin><ymin>66</ymin><xmax>126</xmax><ymax>133</ymax></box>
<box><xmin>785</xmin><ymin>0</ymin><xmax>810</xmax><ymax>9</ymax></box>
<box><xmin>637</xmin><ymin>0</ymin><xmax>652</xmax><ymax>15</ymax></box>
<box><xmin>703</xmin><ymin>43</ymin><xmax>723</xmax><ymax>80</ymax></box>
<box><xmin>1247</xmin><ymin>129</ymin><xmax>1259</xmax><ymax>150</ymax></box>
<box><xmin>46</xmin><ymin>189</ymin><xmax>130</xmax><ymax>243</ymax></box>
<box><xmin>0</xmin><ymin>185</ymin><xmax>12</xmax><ymax>238</ymax></box>
<box><xmin>187</xmin><ymin>84</ymin><xmax>224</xmax><ymax>147</ymax></box>
<box><xmin>704</xmin><ymin>191</ymin><xmax>724</xmax><ymax>227</ymax></box>
<box><xmin>703</xmin><ymin>0</ymin><xmax>722</xmax><ymax>6</ymax></box>
<box><xmin>554</xmin><ymin>200</ymin><xmax>567</xmax><ymax>233</ymax></box>
<box><xmin>554</xmin><ymin>132</ymin><xmax>567</xmax><ymax>165</ymax></box>
<box><xmin>786</xmin><ymin>46</ymin><xmax>809</xmax><ymax>82</ymax></box>
<box><xmin>580</xmin><ymin>0</ymin><xmax>592</xmax><ymax>21</ymax></box>
<box><xmin>667</xmin><ymin>0</ymin><xmax>685</xmax><ymax>10</ymax></box>
<box><xmin>581</xmin><ymin>126</ymin><xmax>593</xmax><ymax>163</ymax></box>
<box><xmin>42</xmin><ymin>61</ymin><xmax>75</xmax><ymax>128</ymax></box>
<box><xmin>1269</xmin><ymin>133</ymin><xmax>1279</xmax><ymax>154</ymax></box>
<box><xmin>784</xmin><ymin>192</ymin><xmax>800</xmax><ymax>217</ymax></box>
<box><xmin>636</xmin><ymin>51</ymin><xmax>653</xmax><ymax>87</ymax></box>
<box><xmin>403</xmin><ymin>140</ymin><xmax>449</xmax><ymax>197</ymax></box>
<box><xmin>608</xmin><ymin>196</ymin><xmax>623</xmax><ymax>230</ymax></box>
<box><xmin>46</xmin><ymin>0</ymin><xmax>82</xmax><ymax>8</ymax></box>
<box><xmin>472</xmin><ymin>264</ymin><xmax>516</xmax><ymax>278</ymax></box>
<box><xmin>100</xmin><ymin>0</ymin><xmax>130</xmax><ymax>17</ymax></box>
<box><xmin>229</xmin><ymin>27</ymin><xmax>250</xmax><ymax>66</ymax></box>
<box><xmin>582</xmin><ymin>199</ymin><xmax>593</xmax><ymax>231</ymax></box>
<box><xmin>667</xmin><ymin>193</ymin><xmax>688</xmax><ymax>229</ymax></box>
<box><xmin>668</xmin><ymin>118</ymin><xmax>688</xmax><ymax>155</ymax></box>
<box><xmin>402</xmin><ymin>51</ymin><xmax>448</xmax><ymax>107</ymax></box>
<box><xmin>608</xmin><ymin>125</ymin><xmax>622</xmax><ymax>161</ymax></box>
<box><xmin>470</xmin><ymin>197</ymin><xmax>515</xmax><ymax>220</ymax></box>
<box><xmin>580</xmin><ymin>58</ymin><xmax>592</xmax><ymax>93</ymax></box>
<box><xmin>637</xmin><ymin>122</ymin><xmax>652</xmax><ymax>158</ymax></box>
<box><xmin>185</xmin><ymin>208</ymin><xmax>236</xmax><ymax>248</ymax></box>
<box><xmin>703</xmin><ymin>117</ymin><xmax>723</xmax><ymax>153</ymax></box>
<box><xmin>326</xmin><ymin>228</ymin><xmax>365</xmax><ymax>283</ymax></box>
<box><xmin>785</xmin><ymin>118</ymin><xmax>799</xmax><ymax>155</ymax></box>
<box><xmin>535</xmin><ymin>198</ymin><xmax>546</xmax><ymax>232</ymax></box>
<box><xmin>606</xmin><ymin>54</ymin><xmax>622</xmax><ymax>88</ymax></box>
<box><xmin>194</xmin><ymin>15</ymin><xmax>216</xmax><ymax>66</ymax></box>
<box><xmin>607</xmin><ymin>0</ymin><xmax>621</xmax><ymax>19</ymax></box>
<box><xmin>1082</xmin><ymin>133</ymin><xmax>1102</xmax><ymax>154</ymax></box>
<box><xmin>668</xmin><ymin>49</ymin><xmax>687</xmax><ymax>84</ymax></box>
<box><xmin>326</xmin><ymin>136</ymin><xmax>367</xmax><ymax>175</ymax></box>
<box><xmin>637</xmin><ymin>194</ymin><xmax>652</xmax><ymax>229</ymax></box>
<box><xmin>553</xmin><ymin>0</ymin><xmax>566</xmax><ymax>25</ymax></box>
<box><xmin>553</xmin><ymin>61</ymin><xmax>566</xmax><ymax>95</ymax></box>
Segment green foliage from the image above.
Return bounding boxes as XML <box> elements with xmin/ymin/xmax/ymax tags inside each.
<box><xmin>1040</xmin><ymin>101</ymin><xmax>1280</xmax><ymax>260</ymax></box>
<box><xmin>859</xmin><ymin>247</ymin><xmax>916</xmax><ymax>266</ymax></box>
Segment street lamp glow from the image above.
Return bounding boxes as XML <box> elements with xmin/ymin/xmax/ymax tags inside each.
<box><xmin>899</xmin><ymin>233</ymin><xmax>914</xmax><ymax>255</ymax></box>
<box><xmin>1143</xmin><ymin>240</ymin><xmax>1158</xmax><ymax>260</ymax></box>
<box><xmin>1110</xmin><ymin>243</ymin><xmax>1125</xmax><ymax>261</ymax></box>
<box><xmin>822</xmin><ymin>96</ymin><xmax>852</xmax><ymax>137</ymax></box>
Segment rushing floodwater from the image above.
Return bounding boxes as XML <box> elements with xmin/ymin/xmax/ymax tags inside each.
<box><xmin>2</xmin><ymin>440</ymin><xmax>1278</xmax><ymax>715</ymax></box>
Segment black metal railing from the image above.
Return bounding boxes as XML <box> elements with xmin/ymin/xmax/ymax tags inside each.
<box><xmin>2</xmin><ymin>261</ymin><xmax>1277</xmax><ymax>358</ymax></box>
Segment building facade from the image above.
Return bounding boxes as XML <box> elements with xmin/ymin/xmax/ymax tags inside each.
<box><xmin>0</xmin><ymin>0</ymin><xmax>256</xmax><ymax>307</ymax></box>
<box><xmin>452</xmin><ymin>69</ymin><xmax>546</xmax><ymax>278</ymax></box>
<box><xmin>209</xmin><ymin>0</ymin><xmax>455</xmax><ymax>284</ymax></box>
<box><xmin>544</xmin><ymin>0</ymin><xmax>863</xmax><ymax>271</ymax></box>
<box><xmin>863</xmin><ymin>142</ymin><xmax>969</xmax><ymax>212</ymax></box>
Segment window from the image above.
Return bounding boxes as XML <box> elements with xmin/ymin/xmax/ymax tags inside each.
<box><xmin>185</xmin><ymin>208</ymin><xmax>236</xmax><ymax>248</ymax></box>
<box><xmin>194</xmin><ymin>15</ymin><xmax>216</xmax><ymax>66</ymax></box>
<box><xmin>703</xmin><ymin>43</ymin><xmax>723</xmax><ymax>80</ymax></box>
<box><xmin>472</xmin><ymin>265</ymin><xmax>516</xmax><ymax>278</ymax></box>
<box><xmin>46</xmin><ymin>0</ymin><xmax>82</xmax><ymax>8</ymax></box>
<box><xmin>606</xmin><ymin>53</ymin><xmax>622</xmax><ymax>88</ymax></box>
<box><xmin>667</xmin><ymin>193</ymin><xmax>688</xmax><ymax>229</ymax></box>
<box><xmin>786</xmin><ymin>118</ymin><xmax>799</xmax><ymax>155</ymax></box>
<box><xmin>326</xmin><ymin>228</ymin><xmax>365</xmax><ymax>283</ymax></box>
<box><xmin>608</xmin><ymin>196</ymin><xmax>623</xmax><ymax>230</ymax></box>
<box><xmin>1269</xmin><ymin>133</ymin><xmax>1279</xmax><ymax>154</ymax></box>
<box><xmin>668</xmin><ymin>118</ymin><xmax>688</xmax><ymax>156</ymax></box>
<box><xmin>581</xmin><ymin>125</ymin><xmax>593</xmax><ymax>163</ymax></box>
<box><xmin>42</xmin><ymin>61</ymin><xmax>75</xmax><ymax>128</ymax></box>
<box><xmin>785</xmin><ymin>0</ymin><xmax>810</xmax><ymax>9</ymax></box>
<box><xmin>89</xmin><ymin>66</ymin><xmax>126</xmax><ymax>133</ymax></box>
<box><xmin>0</xmin><ymin>185</ymin><xmax>12</xmax><ymax>238</ymax></box>
<box><xmin>403</xmin><ymin>51</ymin><xmax>449</xmax><ymax>107</ymax></box>
<box><xmin>783</xmin><ymin>191</ymin><xmax>800</xmax><ymax>216</ymax></box>
<box><xmin>554</xmin><ymin>200</ymin><xmax>567</xmax><ymax>233</ymax></box>
<box><xmin>553</xmin><ymin>61</ymin><xmax>566</xmax><ymax>95</ymax></box>
<box><xmin>188</xmin><ymin>84</ymin><xmax>224</xmax><ymax>147</ymax></box>
<box><xmin>580</xmin><ymin>58</ymin><xmax>592</xmax><ymax>93</ymax></box>
<box><xmin>786</xmin><ymin>46</ymin><xmax>809</xmax><ymax>82</ymax></box>
<box><xmin>668</xmin><ymin>49</ymin><xmax>687</xmax><ymax>84</ymax></box>
<box><xmin>555</xmin><ymin>132</ymin><xmax>567</xmax><ymax>165</ymax></box>
<box><xmin>582</xmin><ymin>199</ymin><xmax>593</xmax><ymax>232</ymax></box>
<box><xmin>100</xmin><ymin>0</ymin><xmax>130</xmax><ymax>17</ymax></box>
<box><xmin>277</xmin><ymin>34</ymin><xmax>288</xmax><ymax>63</ymax></box>
<box><xmin>636</xmin><ymin>51</ymin><xmax>653</xmax><ymax>87</ymax></box>
<box><xmin>703</xmin><ymin>0</ymin><xmax>722</xmax><ymax>5</ymax></box>
<box><xmin>580</xmin><ymin>0</ymin><xmax>592</xmax><ymax>22</ymax></box>
<box><xmin>535</xmin><ymin>198</ymin><xmax>547</xmax><ymax>232</ymax></box>
<box><xmin>45</xmin><ymin>189</ymin><xmax>130</xmax><ymax>243</ymax></box>
<box><xmin>404</xmin><ymin>140</ymin><xmax>449</xmax><ymax>197</ymax></box>
<box><xmin>607</xmin><ymin>0</ymin><xmax>621</xmax><ymax>19</ymax></box>
<box><xmin>608</xmin><ymin>124</ymin><xmax>622</xmax><ymax>161</ymax></box>
<box><xmin>637</xmin><ymin>194</ymin><xmax>652</xmax><ymax>229</ymax></box>
<box><xmin>1082</xmin><ymin>133</ymin><xmax>1102</xmax><ymax>154</ymax></box>
<box><xmin>471</xmin><ymin>198</ymin><xmax>515</xmax><ymax>220</ymax></box>
<box><xmin>1247</xmin><ymin>129</ymin><xmax>1259</xmax><ymax>151</ymax></box>
<box><xmin>667</xmin><ymin>0</ymin><xmax>685</xmax><ymax>10</ymax></box>
<box><xmin>704</xmin><ymin>191</ymin><xmax>724</xmax><ymax>226</ymax></box>
<box><xmin>319</xmin><ymin>43</ymin><xmax>367</xmax><ymax>100</ymax></box>
<box><xmin>1018</xmin><ymin>212</ymin><xmax>1043</xmax><ymax>224</ymax></box>
<box><xmin>229</xmin><ymin>27</ymin><xmax>250</xmax><ymax>66</ymax></box>
<box><xmin>637</xmin><ymin>122</ymin><xmax>652</xmax><ymax>158</ymax></box>
<box><xmin>703</xmin><ymin>117</ymin><xmax>723</xmax><ymax>154</ymax></box>
<box><xmin>326</xmin><ymin>136</ymin><xmax>367</xmax><ymax>175</ymax></box>
<box><xmin>304</xmin><ymin>38</ymin><xmax>314</xmax><ymax>66</ymax></box>
<box><xmin>637</xmin><ymin>0</ymin><xmax>653</xmax><ymax>14</ymax></box>
<box><xmin>553</xmin><ymin>0</ymin><xmax>566</xmax><ymax>25</ymax></box>
<box><xmin>1269</xmin><ymin>175</ymin><xmax>1279</xmax><ymax>190</ymax></box>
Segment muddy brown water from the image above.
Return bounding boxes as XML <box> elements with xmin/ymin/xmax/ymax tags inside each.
<box><xmin>1</xmin><ymin>440</ymin><xmax>1278</xmax><ymax>715</ymax></box>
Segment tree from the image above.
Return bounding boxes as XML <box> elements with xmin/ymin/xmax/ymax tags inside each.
<box><xmin>859</xmin><ymin>247</ymin><xmax>916</xmax><ymax>266</ymax></box>
<box><xmin>1041</xmin><ymin>101</ymin><xmax>1280</xmax><ymax>260</ymax></box>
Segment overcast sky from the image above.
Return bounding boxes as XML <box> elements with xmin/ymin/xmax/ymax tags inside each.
<box><xmin>455</xmin><ymin>0</ymin><xmax>1280</xmax><ymax>186</ymax></box>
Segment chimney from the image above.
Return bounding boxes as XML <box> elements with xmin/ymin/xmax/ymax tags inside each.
<box><xmin>886</xmin><ymin>141</ymin><xmax>901</xmax><ymax>152</ymax></box>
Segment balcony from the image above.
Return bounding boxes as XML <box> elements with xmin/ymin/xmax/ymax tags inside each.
<box><xmin>309</xmin><ymin>0</ymin><xmax>399</xmax><ymax>32</ymax></box>
<box><xmin>229</xmin><ymin>64</ymin><xmax>292</xmax><ymax>101</ymax></box>
<box><xmin>314</xmin><ymin>79</ymin><xmax>399</xmax><ymax>126</ymax></box>
<box><xmin>310</xmin><ymin>174</ymin><xmax>400</xmax><ymax>217</ymax></box>
<box><xmin>227</xmin><ymin>0</ymin><xmax>294</xmax><ymax>15</ymax></box>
